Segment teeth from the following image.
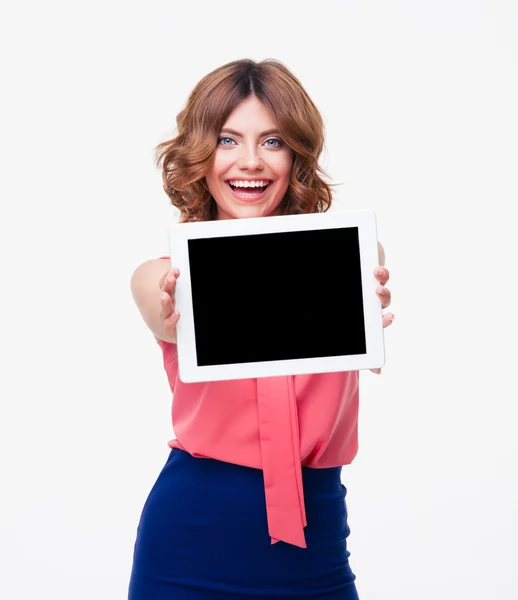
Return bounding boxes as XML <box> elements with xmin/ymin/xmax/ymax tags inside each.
<box><xmin>228</xmin><ymin>180</ymin><xmax>270</xmax><ymax>188</ymax></box>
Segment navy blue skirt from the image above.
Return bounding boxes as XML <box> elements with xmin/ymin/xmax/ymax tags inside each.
<box><xmin>128</xmin><ymin>448</ymin><xmax>359</xmax><ymax>599</ymax></box>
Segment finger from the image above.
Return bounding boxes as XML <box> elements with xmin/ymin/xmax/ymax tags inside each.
<box><xmin>160</xmin><ymin>290</ymin><xmax>180</xmax><ymax>341</ymax></box>
<box><xmin>164</xmin><ymin>307</ymin><xmax>181</xmax><ymax>339</ymax></box>
<box><xmin>374</xmin><ymin>267</ymin><xmax>390</xmax><ymax>286</ymax></box>
<box><xmin>160</xmin><ymin>272</ymin><xmax>179</xmax><ymax>308</ymax></box>
<box><xmin>158</xmin><ymin>268</ymin><xmax>172</xmax><ymax>288</ymax></box>
<box><xmin>382</xmin><ymin>313</ymin><xmax>395</xmax><ymax>328</ymax></box>
<box><xmin>160</xmin><ymin>290</ymin><xmax>174</xmax><ymax>318</ymax></box>
<box><xmin>159</xmin><ymin>267</ymin><xmax>180</xmax><ymax>290</ymax></box>
<box><xmin>370</xmin><ymin>368</ymin><xmax>382</xmax><ymax>374</ymax></box>
<box><xmin>165</xmin><ymin>273</ymin><xmax>178</xmax><ymax>298</ymax></box>
<box><xmin>166</xmin><ymin>305</ymin><xmax>180</xmax><ymax>322</ymax></box>
<box><xmin>376</xmin><ymin>285</ymin><xmax>392</xmax><ymax>309</ymax></box>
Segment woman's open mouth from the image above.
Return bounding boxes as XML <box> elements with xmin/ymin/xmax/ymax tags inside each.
<box><xmin>225</xmin><ymin>180</ymin><xmax>273</xmax><ymax>202</ymax></box>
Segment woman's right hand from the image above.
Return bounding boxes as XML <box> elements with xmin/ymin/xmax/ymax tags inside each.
<box><xmin>159</xmin><ymin>267</ymin><xmax>181</xmax><ymax>343</ymax></box>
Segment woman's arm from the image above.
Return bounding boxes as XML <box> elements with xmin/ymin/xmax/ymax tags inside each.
<box><xmin>130</xmin><ymin>258</ymin><xmax>175</xmax><ymax>342</ymax></box>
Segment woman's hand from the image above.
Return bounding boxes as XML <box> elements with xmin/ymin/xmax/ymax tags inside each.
<box><xmin>370</xmin><ymin>266</ymin><xmax>394</xmax><ymax>374</ymax></box>
<box><xmin>159</xmin><ymin>267</ymin><xmax>181</xmax><ymax>343</ymax></box>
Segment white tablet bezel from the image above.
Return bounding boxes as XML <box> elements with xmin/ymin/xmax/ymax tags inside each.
<box><xmin>168</xmin><ymin>210</ymin><xmax>385</xmax><ymax>382</ymax></box>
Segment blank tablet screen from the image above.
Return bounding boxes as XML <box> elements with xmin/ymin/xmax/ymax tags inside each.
<box><xmin>187</xmin><ymin>226</ymin><xmax>366</xmax><ymax>366</ymax></box>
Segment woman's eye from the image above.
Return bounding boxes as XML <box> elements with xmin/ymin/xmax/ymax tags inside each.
<box><xmin>217</xmin><ymin>136</ymin><xmax>283</xmax><ymax>148</ymax></box>
<box><xmin>265</xmin><ymin>138</ymin><xmax>283</xmax><ymax>148</ymax></box>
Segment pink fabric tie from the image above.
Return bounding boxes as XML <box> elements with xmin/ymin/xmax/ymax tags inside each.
<box><xmin>256</xmin><ymin>376</ymin><xmax>307</xmax><ymax>548</ymax></box>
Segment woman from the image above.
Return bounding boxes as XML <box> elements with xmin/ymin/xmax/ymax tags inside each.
<box><xmin>128</xmin><ymin>58</ymin><xmax>394</xmax><ymax>599</ymax></box>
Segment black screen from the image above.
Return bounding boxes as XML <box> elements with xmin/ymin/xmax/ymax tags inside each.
<box><xmin>187</xmin><ymin>227</ymin><xmax>366</xmax><ymax>366</ymax></box>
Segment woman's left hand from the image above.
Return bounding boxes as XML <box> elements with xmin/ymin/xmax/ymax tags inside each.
<box><xmin>370</xmin><ymin>266</ymin><xmax>394</xmax><ymax>374</ymax></box>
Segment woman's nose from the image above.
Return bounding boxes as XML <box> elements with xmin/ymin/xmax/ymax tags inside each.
<box><xmin>237</xmin><ymin>147</ymin><xmax>264</xmax><ymax>170</ymax></box>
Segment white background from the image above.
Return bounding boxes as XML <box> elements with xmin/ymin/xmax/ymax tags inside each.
<box><xmin>2</xmin><ymin>1</ymin><xmax>517</xmax><ymax>598</ymax></box>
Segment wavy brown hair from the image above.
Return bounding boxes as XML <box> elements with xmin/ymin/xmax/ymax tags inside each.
<box><xmin>154</xmin><ymin>58</ymin><xmax>337</xmax><ymax>222</ymax></box>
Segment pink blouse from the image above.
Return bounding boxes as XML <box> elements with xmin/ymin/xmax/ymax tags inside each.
<box><xmin>155</xmin><ymin>258</ymin><xmax>360</xmax><ymax>549</ymax></box>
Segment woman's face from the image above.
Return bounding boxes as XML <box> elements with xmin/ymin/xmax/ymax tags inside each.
<box><xmin>205</xmin><ymin>95</ymin><xmax>294</xmax><ymax>220</ymax></box>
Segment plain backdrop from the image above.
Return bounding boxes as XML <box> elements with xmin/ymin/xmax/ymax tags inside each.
<box><xmin>2</xmin><ymin>1</ymin><xmax>517</xmax><ymax>598</ymax></box>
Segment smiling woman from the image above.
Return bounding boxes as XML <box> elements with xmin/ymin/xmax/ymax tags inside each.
<box><xmin>153</xmin><ymin>58</ymin><xmax>335</xmax><ymax>221</ymax></box>
<box><xmin>128</xmin><ymin>57</ymin><xmax>394</xmax><ymax>600</ymax></box>
<box><xmin>204</xmin><ymin>95</ymin><xmax>294</xmax><ymax>219</ymax></box>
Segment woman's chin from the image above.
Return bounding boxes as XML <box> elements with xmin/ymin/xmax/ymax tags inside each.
<box><xmin>216</xmin><ymin>202</ymin><xmax>280</xmax><ymax>220</ymax></box>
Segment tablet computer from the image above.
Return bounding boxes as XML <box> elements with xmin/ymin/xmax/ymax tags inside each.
<box><xmin>167</xmin><ymin>209</ymin><xmax>385</xmax><ymax>382</ymax></box>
